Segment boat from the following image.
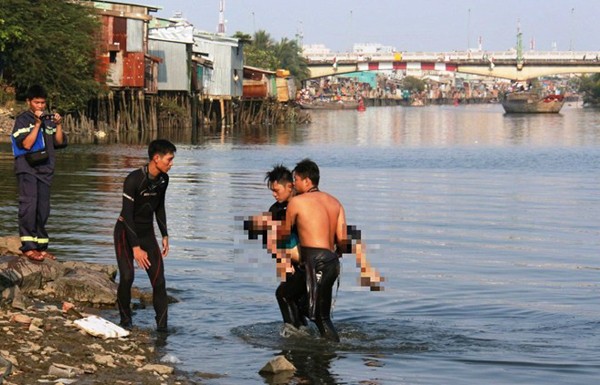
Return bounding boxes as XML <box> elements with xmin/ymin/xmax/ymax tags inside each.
<box><xmin>298</xmin><ymin>99</ymin><xmax>359</xmax><ymax>110</ymax></box>
<box><xmin>501</xmin><ymin>92</ymin><xmax>565</xmax><ymax>113</ymax></box>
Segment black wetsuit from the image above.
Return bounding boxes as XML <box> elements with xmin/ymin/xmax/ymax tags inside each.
<box><xmin>303</xmin><ymin>246</ymin><xmax>340</xmax><ymax>342</ymax></box>
<box><xmin>11</xmin><ymin>111</ymin><xmax>67</xmax><ymax>252</ymax></box>
<box><xmin>270</xmin><ymin>201</ymin><xmax>308</xmax><ymax>329</ymax></box>
<box><xmin>114</xmin><ymin>166</ymin><xmax>169</xmax><ymax>330</ymax></box>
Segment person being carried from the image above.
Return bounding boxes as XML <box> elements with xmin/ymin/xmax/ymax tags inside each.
<box><xmin>265</xmin><ymin>165</ymin><xmax>308</xmax><ymax>331</ymax></box>
<box><xmin>11</xmin><ymin>85</ymin><xmax>67</xmax><ymax>262</ymax></box>
<box><xmin>243</xmin><ymin>165</ymin><xmax>308</xmax><ymax>332</ymax></box>
<box><xmin>271</xmin><ymin>158</ymin><xmax>382</xmax><ymax>342</ymax></box>
<box><xmin>114</xmin><ymin>139</ymin><xmax>176</xmax><ymax>332</ymax></box>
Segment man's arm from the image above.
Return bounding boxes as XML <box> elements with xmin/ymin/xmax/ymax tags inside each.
<box><xmin>335</xmin><ymin>204</ymin><xmax>349</xmax><ymax>253</ymax></box>
<box><xmin>53</xmin><ymin>113</ymin><xmax>65</xmax><ymax>146</ymax></box>
<box><xmin>19</xmin><ymin>113</ymin><xmax>42</xmax><ymax>150</ymax></box>
<box><xmin>155</xmin><ymin>177</ymin><xmax>169</xmax><ymax>258</ymax></box>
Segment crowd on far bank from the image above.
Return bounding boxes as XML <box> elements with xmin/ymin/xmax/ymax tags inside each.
<box><xmin>297</xmin><ymin>72</ymin><xmax>578</xmax><ymax>105</ymax></box>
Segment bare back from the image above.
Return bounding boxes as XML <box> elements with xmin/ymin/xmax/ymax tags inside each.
<box><xmin>286</xmin><ymin>191</ymin><xmax>346</xmax><ymax>251</ymax></box>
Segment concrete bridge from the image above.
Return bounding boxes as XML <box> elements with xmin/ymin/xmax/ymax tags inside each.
<box><xmin>305</xmin><ymin>51</ymin><xmax>600</xmax><ymax>81</ymax></box>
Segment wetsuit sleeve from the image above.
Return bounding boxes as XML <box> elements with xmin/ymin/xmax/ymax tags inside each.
<box><xmin>155</xmin><ymin>176</ymin><xmax>169</xmax><ymax>238</ymax></box>
<box><xmin>120</xmin><ymin>172</ymin><xmax>141</xmax><ymax>247</ymax></box>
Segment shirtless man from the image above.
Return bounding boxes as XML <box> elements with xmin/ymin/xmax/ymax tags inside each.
<box><xmin>278</xmin><ymin>158</ymin><xmax>345</xmax><ymax>342</ymax></box>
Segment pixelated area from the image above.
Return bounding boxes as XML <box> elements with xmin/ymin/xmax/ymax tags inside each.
<box><xmin>236</xmin><ymin>214</ymin><xmax>385</xmax><ymax>291</ymax></box>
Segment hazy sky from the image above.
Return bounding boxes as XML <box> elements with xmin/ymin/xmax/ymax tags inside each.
<box><xmin>143</xmin><ymin>0</ymin><xmax>600</xmax><ymax>53</ymax></box>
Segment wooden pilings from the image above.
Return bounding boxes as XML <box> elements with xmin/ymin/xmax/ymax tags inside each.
<box><xmin>63</xmin><ymin>90</ymin><xmax>308</xmax><ymax>135</ymax></box>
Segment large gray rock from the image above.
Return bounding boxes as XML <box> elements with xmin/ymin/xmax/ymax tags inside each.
<box><xmin>46</xmin><ymin>266</ymin><xmax>117</xmax><ymax>305</ymax></box>
<box><xmin>1</xmin><ymin>236</ymin><xmax>119</xmax><ymax>307</ymax></box>
<box><xmin>0</xmin><ymin>255</ymin><xmax>66</xmax><ymax>293</ymax></box>
<box><xmin>0</xmin><ymin>235</ymin><xmax>21</xmax><ymax>256</ymax></box>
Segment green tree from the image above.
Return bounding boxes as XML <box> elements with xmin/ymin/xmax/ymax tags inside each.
<box><xmin>273</xmin><ymin>38</ymin><xmax>309</xmax><ymax>80</ymax></box>
<box><xmin>579</xmin><ymin>74</ymin><xmax>600</xmax><ymax>105</ymax></box>
<box><xmin>401</xmin><ymin>76</ymin><xmax>426</xmax><ymax>93</ymax></box>
<box><xmin>233</xmin><ymin>29</ymin><xmax>309</xmax><ymax>81</ymax></box>
<box><xmin>0</xmin><ymin>0</ymin><xmax>100</xmax><ymax>112</ymax></box>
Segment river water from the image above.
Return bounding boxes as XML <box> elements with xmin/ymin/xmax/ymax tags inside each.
<box><xmin>1</xmin><ymin>103</ymin><xmax>599</xmax><ymax>384</ymax></box>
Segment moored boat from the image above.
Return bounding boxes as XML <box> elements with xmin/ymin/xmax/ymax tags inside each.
<box><xmin>501</xmin><ymin>92</ymin><xmax>565</xmax><ymax>113</ymax></box>
<box><xmin>298</xmin><ymin>99</ymin><xmax>359</xmax><ymax>110</ymax></box>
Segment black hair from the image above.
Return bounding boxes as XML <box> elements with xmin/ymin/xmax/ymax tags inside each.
<box><xmin>265</xmin><ymin>164</ymin><xmax>292</xmax><ymax>188</ymax></box>
<box><xmin>148</xmin><ymin>139</ymin><xmax>177</xmax><ymax>160</ymax></box>
<box><xmin>293</xmin><ymin>158</ymin><xmax>320</xmax><ymax>186</ymax></box>
<box><xmin>26</xmin><ymin>85</ymin><xmax>47</xmax><ymax>100</ymax></box>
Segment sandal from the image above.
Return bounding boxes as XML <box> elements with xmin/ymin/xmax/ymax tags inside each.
<box><xmin>23</xmin><ymin>250</ymin><xmax>44</xmax><ymax>262</ymax></box>
<box><xmin>39</xmin><ymin>251</ymin><xmax>57</xmax><ymax>260</ymax></box>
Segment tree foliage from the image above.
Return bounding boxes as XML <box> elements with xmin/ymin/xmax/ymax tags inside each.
<box><xmin>401</xmin><ymin>76</ymin><xmax>426</xmax><ymax>93</ymax></box>
<box><xmin>234</xmin><ymin>29</ymin><xmax>310</xmax><ymax>81</ymax></box>
<box><xmin>578</xmin><ymin>74</ymin><xmax>600</xmax><ymax>105</ymax></box>
<box><xmin>0</xmin><ymin>0</ymin><xmax>101</xmax><ymax>112</ymax></box>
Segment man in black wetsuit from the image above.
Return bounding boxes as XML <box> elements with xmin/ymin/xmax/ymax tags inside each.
<box><xmin>114</xmin><ymin>139</ymin><xmax>176</xmax><ymax>332</ymax></box>
<box><xmin>264</xmin><ymin>165</ymin><xmax>308</xmax><ymax>331</ymax></box>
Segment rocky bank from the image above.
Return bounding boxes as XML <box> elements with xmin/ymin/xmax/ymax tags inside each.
<box><xmin>0</xmin><ymin>236</ymin><xmax>220</xmax><ymax>385</ymax></box>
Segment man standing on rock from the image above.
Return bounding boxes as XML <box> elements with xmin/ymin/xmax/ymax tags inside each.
<box><xmin>11</xmin><ymin>85</ymin><xmax>66</xmax><ymax>262</ymax></box>
<box><xmin>114</xmin><ymin>139</ymin><xmax>176</xmax><ymax>332</ymax></box>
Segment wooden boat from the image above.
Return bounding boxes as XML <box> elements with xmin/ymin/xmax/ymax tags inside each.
<box><xmin>298</xmin><ymin>99</ymin><xmax>359</xmax><ymax>110</ymax></box>
<box><xmin>501</xmin><ymin>92</ymin><xmax>565</xmax><ymax>113</ymax></box>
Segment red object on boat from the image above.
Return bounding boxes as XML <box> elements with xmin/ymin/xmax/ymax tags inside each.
<box><xmin>357</xmin><ymin>98</ymin><xmax>366</xmax><ymax>112</ymax></box>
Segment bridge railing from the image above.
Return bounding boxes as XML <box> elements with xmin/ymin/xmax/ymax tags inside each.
<box><xmin>305</xmin><ymin>50</ymin><xmax>600</xmax><ymax>63</ymax></box>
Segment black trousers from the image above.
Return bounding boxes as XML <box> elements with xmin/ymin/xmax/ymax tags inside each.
<box><xmin>303</xmin><ymin>247</ymin><xmax>341</xmax><ymax>342</ymax></box>
<box><xmin>17</xmin><ymin>173</ymin><xmax>50</xmax><ymax>252</ymax></box>
<box><xmin>114</xmin><ymin>221</ymin><xmax>168</xmax><ymax>329</ymax></box>
<box><xmin>276</xmin><ymin>264</ymin><xmax>308</xmax><ymax>328</ymax></box>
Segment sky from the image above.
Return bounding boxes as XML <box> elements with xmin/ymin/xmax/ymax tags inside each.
<box><xmin>141</xmin><ymin>0</ymin><xmax>600</xmax><ymax>53</ymax></box>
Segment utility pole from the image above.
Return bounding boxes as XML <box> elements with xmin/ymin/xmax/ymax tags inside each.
<box><xmin>516</xmin><ymin>19</ymin><xmax>523</xmax><ymax>70</ymax></box>
<box><xmin>217</xmin><ymin>0</ymin><xmax>225</xmax><ymax>34</ymax></box>
<box><xmin>569</xmin><ymin>7</ymin><xmax>575</xmax><ymax>51</ymax></box>
<box><xmin>467</xmin><ymin>8</ymin><xmax>471</xmax><ymax>51</ymax></box>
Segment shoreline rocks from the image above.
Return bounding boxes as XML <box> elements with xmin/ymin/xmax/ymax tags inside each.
<box><xmin>0</xmin><ymin>236</ymin><xmax>206</xmax><ymax>385</ymax></box>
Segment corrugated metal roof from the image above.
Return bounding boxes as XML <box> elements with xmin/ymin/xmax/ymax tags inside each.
<box><xmin>91</xmin><ymin>0</ymin><xmax>161</xmax><ymax>12</ymax></box>
<box><xmin>149</xmin><ymin>25</ymin><xmax>194</xmax><ymax>44</ymax></box>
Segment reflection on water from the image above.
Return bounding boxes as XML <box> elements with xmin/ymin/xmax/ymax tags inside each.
<box><xmin>1</xmin><ymin>104</ymin><xmax>600</xmax><ymax>384</ymax></box>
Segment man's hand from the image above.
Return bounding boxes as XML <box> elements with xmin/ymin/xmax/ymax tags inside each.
<box><xmin>161</xmin><ymin>236</ymin><xmax>169</xmax><ymax>258</ymax></box>
<box><xmin>53</xmin><ymin>112</ymin><xmax>62</xmax><ymax>125</ymax></box>
<box><xmin>133</xmin><ymin>246</ymin><xmax>151</xmax><ymax>270</ymax></box>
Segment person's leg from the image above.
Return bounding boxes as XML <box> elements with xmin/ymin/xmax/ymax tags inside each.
<box><xmin>36</xmin><ymin>179</ymin><xmax>51</xmax><ymax>255</ymax></box>
<box><xmin>314</xmin><ymin>258</ymin><xmax>340</xmax><ymax>342</ymax></box>
<box><xmin>276</xmin><ymin>269</ymin><xmax>306</xmax><ymax>328</ymax></box>
<box><xmin>142</xmin><ymin>236</ymin><xmax>168</xmax><ymax>331</ymax></box>
<box><xmin>114</xmin><ymin>222</ymin><xmax>135</xmax><ymax>327</ymax></box>
<box><xmin>17</xmin><ymin>173</ymin><xmax>40</xmax><ymax>255</ymax></box>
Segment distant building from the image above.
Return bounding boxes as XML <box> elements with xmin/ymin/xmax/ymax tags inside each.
<box><xmin>86</xmin><ymin>0</ymin><xmax>161</xmax><ymax>92</ymax></box>
<box><xmin>352</xmin><ymin>43</ymin><xmax>396</xmax><ymax>55</ymax></box>
<box><xmin>148</xmin><ymin>24</ymin><xmax>243</xmax><ymax>98</ymax></box>
<box><xmin>303</xmin><ymin>44</ymin><xmax>332</xmax><ymax>56</ymax></box>
<box><xmin>149</xmin><ymin>25</ymin><xmax>212</xmax><ymax>93</ymax></box>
